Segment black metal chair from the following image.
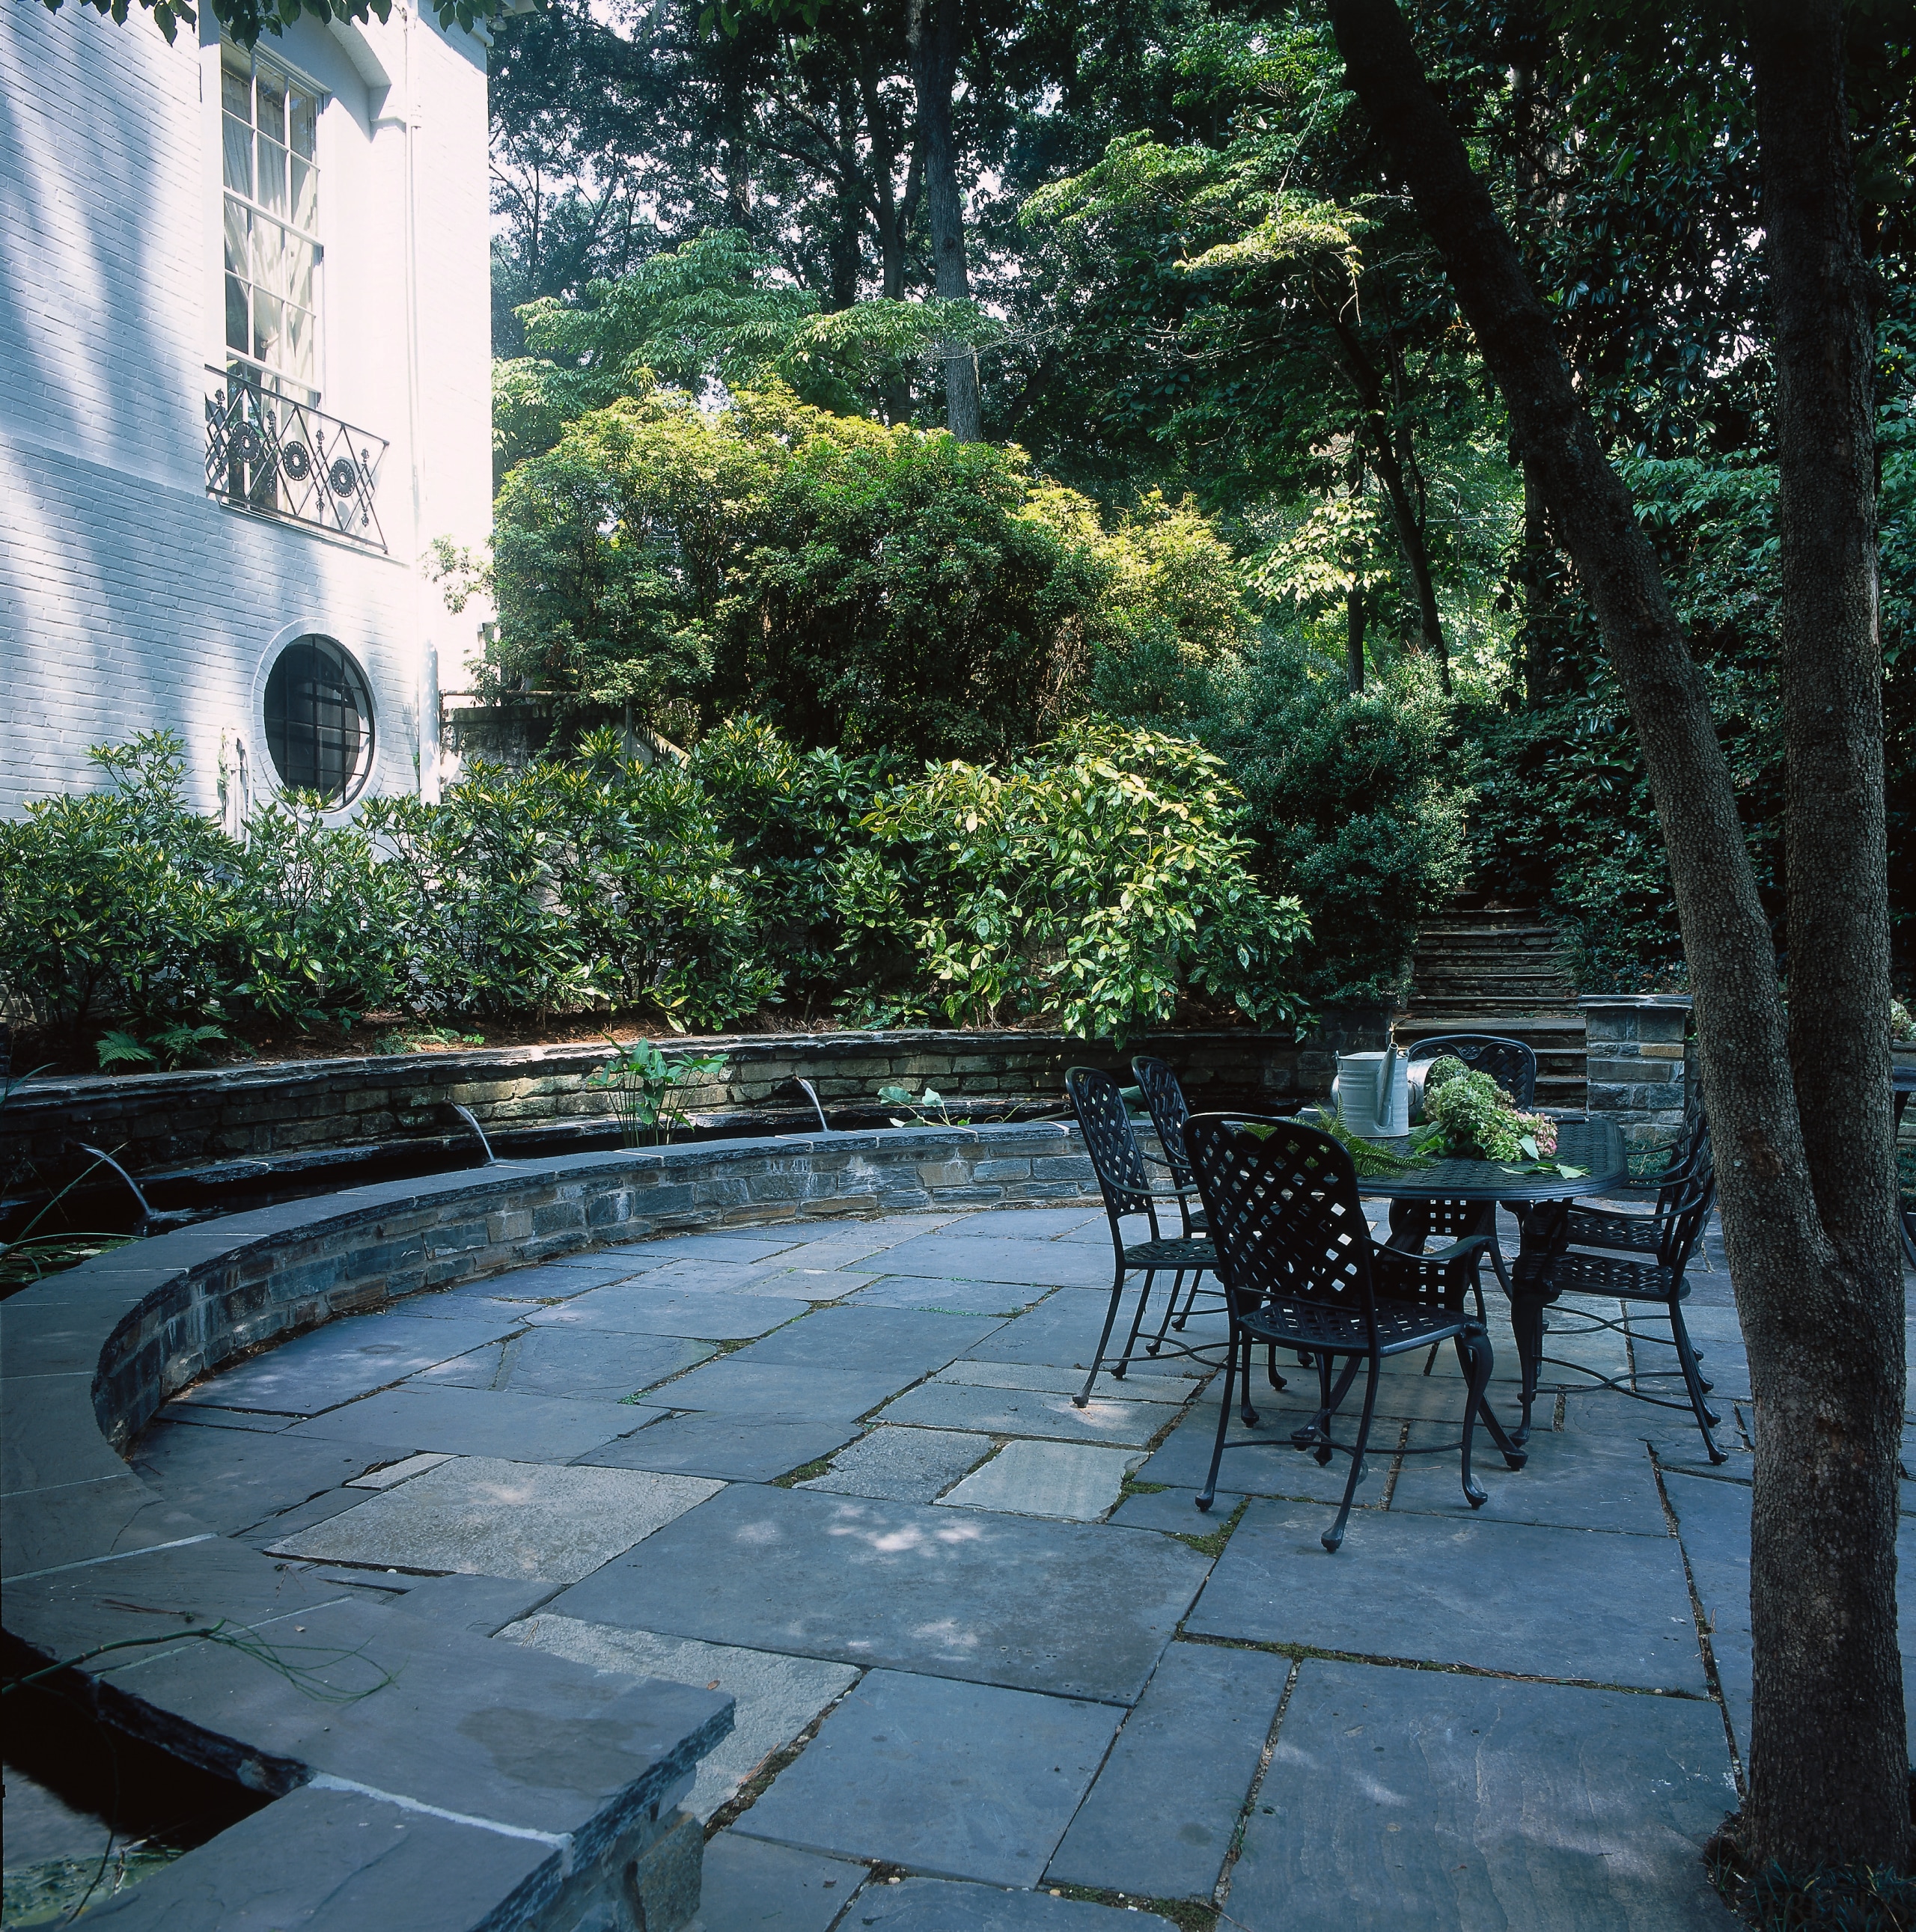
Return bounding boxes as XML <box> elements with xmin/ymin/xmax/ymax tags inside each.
<box><xmin>1508</xmin><ymin>1148</ymin><xmax>1722</xmax><ymax>1459</ymax></box>
<box><xmin>1621</xmin><ymin>1091</ymin><xmax>1710</xmax><ymax>1190</ymax></box>
<box><xmin>1390</xmin><ymin>1035</ymin><xmax>1541</xmax><ymax>1299</ymax></box>
<box><xmin>1185</xmin><ymin>1112</ymin><xmax>1526</xmax><ymax>1553</ymax></box>
<box><xmin>1129</xmin><ymin>1056</ymin><xmax>1206</xmax><ymax>1237</ymax></box>
<box><xmin>1404</xmin><ymin>1033</ymin><xmax>1538</xmax><ymax>1113</ymax></box>
<box><xmin>1066</xmin><ymin>1067</ymin><xmax>1222</xmax><ymax>1408</ymax></box>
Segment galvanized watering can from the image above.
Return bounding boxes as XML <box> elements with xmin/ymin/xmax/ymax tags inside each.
<box><xmin>1331</xmin><ymin>1045</ymin><xmax>1410</xmax><ymax>1140</ymax></box>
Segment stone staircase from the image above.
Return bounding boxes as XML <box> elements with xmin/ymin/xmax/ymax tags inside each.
<box><xmin>1397</xmin><ymin>907</ymin><xmax>1587</xmax><ymax>1112</ymax></box>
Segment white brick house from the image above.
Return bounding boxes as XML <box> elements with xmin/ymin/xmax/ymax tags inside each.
<box><xmin>0</xmin><ymin>2</ymin><xmax>494</xmax><ymax>822</ymax></box>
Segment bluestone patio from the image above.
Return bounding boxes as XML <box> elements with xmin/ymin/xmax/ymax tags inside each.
<box><xmin>125</xmin><ymin>1202</ymin><xmax>1912</xmax><ymax>1931</ymax></box>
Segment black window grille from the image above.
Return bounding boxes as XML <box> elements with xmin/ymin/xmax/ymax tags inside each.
<box><xmin>263</xmin><ymin>637</ymin><xmax>373</xmax><ymax>805</ymax></box>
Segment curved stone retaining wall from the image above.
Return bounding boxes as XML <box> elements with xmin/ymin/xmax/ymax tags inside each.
<box><xmin>0</xmin><ymin>1123</ymin><xmax>1098</xmax><ymax>1931</ymax></box>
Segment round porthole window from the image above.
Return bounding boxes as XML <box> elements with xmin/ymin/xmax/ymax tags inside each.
<box><xmin>263</xmin><ymin>636</ymin><xmax>375</xmax><ymax>806</ymax></box>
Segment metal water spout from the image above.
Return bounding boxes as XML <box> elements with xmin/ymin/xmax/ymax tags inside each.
<box><xmin>793</xmin><ymin>1079</ymin><xmax>830</xmax><ymax>1134</ymax></box>
<box><xmin>448</xmin><ymin>1104</ymin><xmax>497</xmax><ymax>1166</ymax></box>
<box><xmin>72</xmin><ymin>1143</ymin><xmax>158</xmax><ymax>1236</ymax></box>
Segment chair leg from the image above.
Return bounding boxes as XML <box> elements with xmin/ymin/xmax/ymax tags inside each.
<box><xmin>1265</xmin><ymin>1340</ymin><xmax>1286</xmax><ymax>1392</ymax></box>
<box><xmin>1075</xmin><ymin>1264</ymin><xmax>1130</xmax><ymax>1407</ymax></box>
<box><xmin>1295</xmin><ymin>1354</ymin><xmax>1361</xmax><ymax>1457</ymax></box>
<box><xmin>1171</xmin><ymin>1269</ymin><xmax>1203</xmax><ymax>1333</ymax></box>
<box><xmin>1458</xmin><ymin>1330</ymin><xmax>1490</xmax><ymax>1508</ymax></box>
<box><xmin>1322</xmin><ymin>1356</ymin><xmax>1381</xmax><ymax>1553</ymax></box>
<box><xmin>1669</xmin><ymin>1303</ymin><xmax>1727</xmax><ymax>1462</ymax></box>
<box><xmin>1451</xmin><ymin>1333</ymin><xmax>1527</xmax><ymax>1467</ymax></box>
<box><xmin>1197</xmin><ymin>1327</ymin><xmax>1239</xmax><ymax>1512</ymax></box>
<box><xmin>1113</xmin><ymin>1269</ymin><xmax>1160</xmax><ymax>1379</ymax></box>
<box><xmin>1508</xmin><ymin>1294</ymin><xmax>1546</xmax><ymax>1444</ymax></box>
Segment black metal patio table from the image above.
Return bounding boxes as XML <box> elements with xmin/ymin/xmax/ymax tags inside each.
<box><xmin>1355</xmin><ymin>1117</ymin><xmax>1629</xmax><ymax>1441</ymax></box>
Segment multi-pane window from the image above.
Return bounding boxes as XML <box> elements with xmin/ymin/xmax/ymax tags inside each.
<box><xmin>222</xmin><ymin>45</ymin><xmax>322</xmax><ymax>402</ymax></box>
<box><xmin>263</xmin><ymin>638</ymin><xmax>375</xmax><ymax>805</ymax></box>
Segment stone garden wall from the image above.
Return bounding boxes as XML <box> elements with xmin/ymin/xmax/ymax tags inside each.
<box><xmin>0</xmin><ymin>1123</ymin><xmax>1102</xmax><ymax>1931</ymax></box>
<box><xmin>0</xmin><ymin>1025</ymin><xmax>1306</xmax><ymax>1191</ymax></box>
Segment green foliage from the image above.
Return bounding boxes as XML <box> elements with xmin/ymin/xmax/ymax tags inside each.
<box><xmin>1417</xmin><ymin>1061</ymin><xmax>1564</xmax><ymax>1168</ymax></box>
<box><xmin>493</xmin><ymin>232</ymin><xmax>994</xmax><ymax>477</ymax></box>
<box><xmin>1194</xmin><ymin>640</ymin><xmax>1473</xmax><ymax>1006</ymax></box>
<box><xmin>490</xmin><ymin>385</ymin><xmax>1251</xmax><ymax>765</ymax></box>
<box><xmin>42</xmin><ymin>0</ymin><xmax>520</xmax><ymax>52</ymax></box>
<box><xmin>855</xmin><ymin>721</ymin><xmax>1308</xmax><ymax>1044</ymax></box>
<box><xmin>588</xmin><ymin>1037</ymin><xmax>728</xmax><ymax>1146</ymax></box>
<box><xmin>1299</xmin><ymin>1107</ymin><xmax>1431</xmax><ymax>1179</ymax></box>
<box><xmin>3</xmin><ymin>724</ymin><xmax>1305</xmax><ymax>1066</ymax></box>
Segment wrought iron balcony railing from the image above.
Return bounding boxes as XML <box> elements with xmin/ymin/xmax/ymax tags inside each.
<box><xmin>205</xmin><ymin>367</ymin><xmax>388</xmax><ymax>551</ymax></box>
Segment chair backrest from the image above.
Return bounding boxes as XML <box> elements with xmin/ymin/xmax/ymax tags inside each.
<box><xmin>1066</xmin><ymin>1066</ymin><xmax>1158</xmax><ymax>1226</ymax></box>
<box><xmin>1129</xmin><ymin>1057</ymin><xmax>1194</xmax><ymax>1190</ymax></box>
<box><xmin>1657</xmin><ymin>1139</ymin><xmax>1717</xmax><ymax>1272</ymax></box>
<box><xmin>1406</xmin><ymin>1033</ymin><xmax>1538</xmax><ymax>1108</ymax></box>
<box><xmin>1183</xmin><ymin>1112</ymin><xmax>1377</xmax><ymax>1334</ymax></box>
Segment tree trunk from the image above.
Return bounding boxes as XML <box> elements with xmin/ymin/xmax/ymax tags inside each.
<box><xmin>906</xmin><ymin>0</ymin><xmax>981</xmax><ymax>440</ymax></box>
<box><xmin>1327</xmin><ymin>0</ymin><xmax>1906</xmax><ymax>1874</ymax></box>
<box><xmin>1743</xmin><ymin>0</ymin><xmax>1904</xmax><ymax>1872</ymax></box>
<box><xmin>1346</xmin><ymin>581</ymin><xmax>1366</xmax><ymax>694</ymax></box>
<box><xmin>1328</xmin><ymin>314</ymin><xmax>1450</xmax><ymax>688</ymax></box>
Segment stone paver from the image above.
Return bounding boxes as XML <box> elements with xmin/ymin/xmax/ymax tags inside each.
<box><xmin>1390</xmin><ymin>1413</ymin><xmax>1668</xmax><ymax>1535</ymax></box>
<box><xmin>852</xmin><ymin>1880</ymin><xmax>1177</xmax><ymax>1931</ymax></box>
<box><xmin>1135</xmin><ymin>1404</ymin><xmax>1401</xmax><ymax>1505</ymax></box>
<box><xmin>877</xmin><ymin>1381</ymin><xmax>1165</xmax><ymax>1447</ymax></box>
<box><xmin>867</xmin><ymin>1235</ymin><xmax>1118</xmax><ymax>1289</ymax></box>
<box><xmin>545</xmin><ymin>1483</ymin><xmax>1209</xmax><ymax>1702</ymax></box>
<box><xmin>269</xmin><ymin>1456</ymin><xmax>720</xmax><ymax>1583</ymax></box>
<box><xmin>1189</xmin><ymin>1499</ymin><xmax>1707</xmax><ymax>1693</ymax></box>
<box><xmin>522</xmin><ymin>1287</ymin><xmax>811</xmax><ymax>1339</ymax></box>
<box><xmin>1046</xmin><ymin>1639</ymin><xmax>1291</xmax><ymax>1901</ymax></box>
<box><xmin>647</xmin><ymin>1359</ymin><xmax>922</xmax><ymax>1421</ymax></box>
<box><xmin>690</xmin><ymin>1832</ymin><xmax>867</xmax><ymax>1932</ymax></box>
<box><xmin>1227</xmin><ymin>1660</ymin><xmax>1738</xmax><ymax>1929</ymax></box>
<box><xmin>416</xmin><ymin>1326</ymin><xmax>716</xmax><ymax>1401</ymax></box>
<box><xmin>581</xmin><ymin>1413</ymin><xmax>860</xmax><ymax>1483</ymax></box>
<box><xmin>347</xmin><ymin>1450</ymin><xmax>454</xmax><ymax>1489</ymax></box>
<box><xmin>846</xmin><ymin>1276</ymin><xmax>1044</xmax><ymax>1315</ymax></box>
<box><xmin>1105</xmin><ymin>1484</ymin><xmax>1245</xmax><ymax>1535</ymax></box>
<box><xmin>729</xmin><ymin>1305</ymin><xmax>1006</xmax><ymax>1376</ymax></box>
<box><xmin>797</xmin><ymin>1426</ymin><xmax>992</xmax><ymax>1503</ymax></box>
<box><xmin>128</xmin><ymin>1425</ymin><xmax>418</xmax><ymax>1535</ymax></box>
<box><xmin>502</xmin><ymin>1612</ymin><xmax>859</xmax><ymax>1819</ymax></box>
<box><xmin>735</xmin><ymin>1668</ymin><xmax>1123</xmax><ymax>1887</ymax></box>
<box><xmin>936</xmin><ymin>1359</ymin><xmax>1200</xmax><ymax>1404</ymax></box>
<box><xmin>938</xmin><ymin>1440</ymin><xmax>1141</xmax><ymax>1522</ymax></box>
<box><xmin>175</xmin><ymin>1312</ymin><xmax>521</xmax><ymax>1416</ymax></box>
<box><xmin>110</xmin><ymin>1202</ymin><xmax>1787</xmax><ymax>1926</ymax></box>
<box><xmin>285</xmin><ymin>1385</ymin><xmax>652</xmax><ymax>1461</ymax></box>
<box><xmin>958</xmin><ymin>1289</ymin><xmax>1228</xmax><ymax>1375</ymax></box>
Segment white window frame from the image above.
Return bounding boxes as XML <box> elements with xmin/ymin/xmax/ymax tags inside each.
<box><xmin>219</xmin><ymin>40</ymin><xmax>328</xmax><ymax>406</ymax></box>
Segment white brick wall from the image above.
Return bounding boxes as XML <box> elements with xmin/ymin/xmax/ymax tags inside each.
<box><xmin>0</xmin><ymin>2</ymin><xmax>492</xmax><ymax>820</ymax></box>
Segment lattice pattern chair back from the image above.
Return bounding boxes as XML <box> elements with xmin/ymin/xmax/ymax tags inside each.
<box><xmin>1066</xmin><ymin>1067</ymin><xmax>1158</xmax><ymax>1223</ymax></box>
<box><xmin>1185</xmin><ymin>1113</ymin><xmax>1379</xmax><ymax>1334</ymax></box>
<box><xmin>1129</xmin><ymin>1057</ymin><xmax>1195</xmax><ymax>1191</ymax></box>
<box><xmin>1656</xmin><ymin>1151</ymin><xmax>1716</xmax><ymax>1271</ymax></box>
<box><xmin>1406</xmin><ymin>1033</ymin><xmax>1537</xmax><ymax>1107</ymax></box>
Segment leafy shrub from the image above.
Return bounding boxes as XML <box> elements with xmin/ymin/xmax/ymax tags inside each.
<box><xmin>1195</xmin><ymin>639</ymin><xmax>1474</xmax><ymax>1006</ymax></box>
<box><xmin>857</xmin><ymin>721</ymin><xmax>1309</xmax><ymax>1042</ymax></box>
<box><xmin>2</xmin><ymin>722</ymin><xmax>1308</xmax><ymax>1066</ymax></box>
<box><xmin>489</xmin><ymin>385</ymin><xmax>1257</xmax><ymax>765</ymax></box>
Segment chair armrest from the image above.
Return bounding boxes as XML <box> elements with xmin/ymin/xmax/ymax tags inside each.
<box><xmin>1416</xmin><ymin>1233</ymin><xmax>1497</xmax><ymax>1265</ymax></box>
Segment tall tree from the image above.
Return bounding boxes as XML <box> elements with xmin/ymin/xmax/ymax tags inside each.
<box><xmin>1327</xmin><ymin>0</ymin><xmax>1905</xmax><ymax>1881</ymax></box>
<box><xmin>906</xmin><ymin>0</ymin><xmax>983</xmax><ymax>438</ymax></box>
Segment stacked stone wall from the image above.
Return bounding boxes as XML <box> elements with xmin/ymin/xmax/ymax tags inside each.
<box><xmin>1</xmin><ymin>1027</ymin><xmax>1305</xmax><ymax>1185</ymax></box>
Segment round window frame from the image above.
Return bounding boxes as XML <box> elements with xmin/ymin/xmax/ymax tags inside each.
<box><xmin>251</xmin><ymin>623</ymin><xmax>379</xmax><ymax>813</ymax></box>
